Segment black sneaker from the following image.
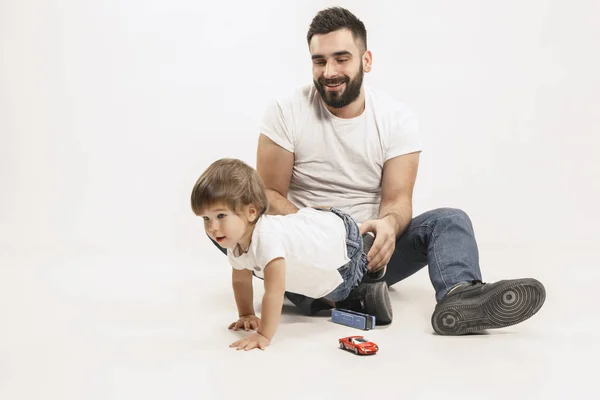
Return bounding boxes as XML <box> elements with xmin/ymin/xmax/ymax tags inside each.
<box><xmin>431</xmin><ymin>278</ymin><xmax>546</xmax><ymax>335</ymax></box>
<box><xmin>361</xmin><ymin>232</ymin><xmax>387</xmax><ymax>283</ymax></box>
<box><xmin>336</xmin><ymin>281</ymin><xmax>393</xmax><ymax>325</ymax></box>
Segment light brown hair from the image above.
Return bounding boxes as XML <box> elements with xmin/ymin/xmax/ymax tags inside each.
<box><xmin>190</xmin><ymin>158</ymin><xmax>268</xmax><ymax>222</ymax></box>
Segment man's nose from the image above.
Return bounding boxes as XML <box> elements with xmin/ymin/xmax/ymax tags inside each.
<box><xmin>323</xmin><ymin>63</ymin><xmax>338</xmax><ymax>79</ymax></box>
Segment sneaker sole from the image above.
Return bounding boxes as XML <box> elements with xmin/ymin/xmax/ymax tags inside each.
<box><xmin>363</xmin><ymin>265</ymin><xmax>387</xmax><ymax>283</ymax></box>
<box><xmin>431</xmin><ymin>279</ymin><xmax>546</xmax><ymax>335</ymax></box>
<box><xmin>364</xmin><ymin>282</ymin><xmax>393</xmax><ymax>325</ymax></box>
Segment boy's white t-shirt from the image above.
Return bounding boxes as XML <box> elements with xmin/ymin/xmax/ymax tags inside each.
<box><xmin>258</xmin><ymin>84</ymin><xmax>422</xmax><ymax>224</ymax></box>
<box><xmin>227</xmin><ymin>208</ymin><xmax>350</xmax><ymax>299</ymax></box>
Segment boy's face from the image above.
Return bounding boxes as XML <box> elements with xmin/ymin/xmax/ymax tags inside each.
<box><xmin>200</xmin><ymin>203</ymin><xmax>256</xmax><ymax>249</ymax></box>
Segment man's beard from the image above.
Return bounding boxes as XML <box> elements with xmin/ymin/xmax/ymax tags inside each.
<box><xmin>314</xmin><ymin>64</ymin><xmax>363</xmax><ymax>109</ymax></box>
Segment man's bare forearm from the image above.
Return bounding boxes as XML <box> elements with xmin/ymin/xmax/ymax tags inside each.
<box><xmin>379</xmin><ymin>197</ymin><xmax>413</xmax><ymax>237</ymax></box>
<box><xmin>265</xmin><ymin>189</ymin><xmax>299</xmax><ymax>216</ymax></box>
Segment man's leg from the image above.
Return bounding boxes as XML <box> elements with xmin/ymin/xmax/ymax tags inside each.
<box><xmin>384</xmin><ymin>208</ymin><xmax>482</xmax><ymax>302</ymax></box>
<box><xmin>383</xmin><ymin>208</ymin><xmax>545</xmax><ymax>335</ymax></box>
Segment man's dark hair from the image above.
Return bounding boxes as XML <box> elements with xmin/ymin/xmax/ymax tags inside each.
<box><xmin>307</xmin><ymin>7</ymin><xmax>367</xmax><ymax>52</ymax></box>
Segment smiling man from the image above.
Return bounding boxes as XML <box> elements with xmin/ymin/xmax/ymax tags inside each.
<box><xmin>254</xmin><ymin>7</ymin><xmax>546</xmax><ymax>335</ymax></box>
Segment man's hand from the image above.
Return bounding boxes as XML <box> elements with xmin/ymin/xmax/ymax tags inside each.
<box><xmin>229</xmin><ymin>332</ymin><xmax>271</xmax><ymax>351</ymax></box>
<box><xmin>228</xmin><ymin>315</ymin><xmax>260</xmax><ymax>331</ymax></box>
<box><xmin>359</xmin><ymin>216</ymin><xmax>397</xmax><ymax>271</ymax></box>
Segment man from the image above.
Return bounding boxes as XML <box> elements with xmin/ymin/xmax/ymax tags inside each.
<box><xmin>255</xmin><ymin>7</ymin><xmax>546</xmax><ymax>335</ymax></box>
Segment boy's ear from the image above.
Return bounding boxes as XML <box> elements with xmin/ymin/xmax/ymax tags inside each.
<box><xmin>246</xmin><ymin>204</ymin><xmax>258</xmax><ymax>222</ymax></box>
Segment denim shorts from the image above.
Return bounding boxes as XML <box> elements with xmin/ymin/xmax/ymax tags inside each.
<box><xmin>318</xmin><ymin>207</ymin><xmax>368</xmax><ymax>303</ymax></box>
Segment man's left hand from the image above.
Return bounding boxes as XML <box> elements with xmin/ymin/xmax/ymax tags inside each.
<box><xmin>359</xmin><ymin>217</ymin><xmax>396</xmax><ymax>271</ymax></box>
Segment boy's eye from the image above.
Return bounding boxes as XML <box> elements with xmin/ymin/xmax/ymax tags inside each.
<box><xmin>217</xmin><ymin>214</ymin><xmax>226</xmax><ymax>219</ymax></box>
<box><xmin>202</xmin><ymin>216</ymin><xmax>209</xmax><ymax>221</ymax></box>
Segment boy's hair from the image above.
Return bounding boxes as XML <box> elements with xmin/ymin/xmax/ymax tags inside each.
<box><xmin>306</xmin><ymin>7</ymin><xmax>368</xmax><ymax>52</ymax></box>
<box><xmin>190</xmin><ymin>158</ymin><xmax>268</xmax><ymax>222</ymax></box>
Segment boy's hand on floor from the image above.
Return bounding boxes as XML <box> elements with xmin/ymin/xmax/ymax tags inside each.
<box><xmin>228</xmin><ymin>315</ymin><xmax>260</xmax><ymax>331</ymax></box>
<box><xmin>229</xmin><ymin>332</ymin><xmax>271</xmax><ymax>351</ymax></box>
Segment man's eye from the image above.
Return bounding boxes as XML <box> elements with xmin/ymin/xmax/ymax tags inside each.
<box><xmin>314</xmin><ymin>60</ymin><xmax>325</xmax><ymax>65</ymax></box>
<box><xmin>338</xmin><ymin>59</ymin><xmax>348</xmax><ymax>63</ymax></box>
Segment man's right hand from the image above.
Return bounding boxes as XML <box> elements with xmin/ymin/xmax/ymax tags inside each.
<box><xmin>359</xmin><ymin>217</ymin><xmax>397</xmax><ymax>271</ymax></box>
<box><xmin>228</xmin><ymin>315</ymin><xmax>261</xmax><ymax>331</ymax></box>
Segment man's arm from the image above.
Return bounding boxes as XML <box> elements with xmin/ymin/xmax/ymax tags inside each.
<box><xmin>256</xmin><ymin>134</ymin><xmax>299</xmax><ymax>216</ymax></box>
<box><xmin>378</xmin><ymin>152</ymin><xmax>420</xmax><ymax>237</ymax></box>
<box><xmin>360</xmin><ymin>151</ymin><xmax>420</xmax><ymax>270</ymax></box>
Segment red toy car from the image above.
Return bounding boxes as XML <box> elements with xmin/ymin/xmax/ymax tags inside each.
<box><xmin>338</xmin><ymin>336</ymin><xmax>379</xmax><ymax>355</ymax></box>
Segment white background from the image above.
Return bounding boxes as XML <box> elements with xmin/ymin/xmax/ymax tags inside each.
<box><xmin>1</xmin><ymin>1</ymin><xmax>599</xmax><ymax>399</ymax></box>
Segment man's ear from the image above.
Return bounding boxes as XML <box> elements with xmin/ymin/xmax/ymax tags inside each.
<box><xmin>363</xmin><ymin>49</ymin><xmax>372</xmax><ymax>73</ymax></box>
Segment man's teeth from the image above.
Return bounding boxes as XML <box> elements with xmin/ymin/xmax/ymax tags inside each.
<box><xmin>326</xmin><ymin>82</ymin><xmax>343</xmax><ymax>87</ymax></box>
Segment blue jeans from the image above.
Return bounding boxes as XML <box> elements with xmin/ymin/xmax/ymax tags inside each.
<box><xmin>384</xmin><ymin>208</ymin><xmax>483</xmax><ymax>302</ymax></box>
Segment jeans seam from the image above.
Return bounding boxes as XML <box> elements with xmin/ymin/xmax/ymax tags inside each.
<box><xmin>423</xmin><ymin>223</ymin><xmax>450</xmax><ymax>295</ymax></box>
<box><xmin>401</xmin><ymin>210</ymin><xmax>468</xmax><ymax>296</ymax></box>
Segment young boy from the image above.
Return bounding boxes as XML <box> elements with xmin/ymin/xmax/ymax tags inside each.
<box><xmin>190</xmin><ymin>158</ymin><xmax>392</xmax><ymax>351</ymax></box>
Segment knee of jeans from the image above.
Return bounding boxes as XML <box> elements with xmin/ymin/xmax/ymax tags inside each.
<box><xmin>435</xmin><ymin>208</ymin><xmax>471</xmax><ymax>224</ymax></box>
<box><xmin>429</xmin><ymin>208</ymin><xmax>474</xmax><ymax>234</ymax></box>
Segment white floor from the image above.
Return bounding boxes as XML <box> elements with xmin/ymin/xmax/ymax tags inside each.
<box><xmin>1</xmin><ymin>245</ymin><xmax>597</xmax><ymax>400</ymax></box>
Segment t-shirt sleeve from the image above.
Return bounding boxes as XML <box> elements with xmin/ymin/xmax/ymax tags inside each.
<box><xmin>258</xmin><ymin>98</ymin><xmax>295</xmax><ymax>153</ymax></box>
<box><xmin>385</xmin><ymin>110</ymin><xmax>423</xmax><ymax>162</ymax></box>
<box><xmin>253</xmin><ymin>231</ymin><xmax>287</xmax><ymax>270</ymax></box>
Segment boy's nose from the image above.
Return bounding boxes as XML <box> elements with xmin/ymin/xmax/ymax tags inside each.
<box><xmin>207</xmin><ymin>220</ymin><xmax>218</xmax><ymax>233</ymax></box>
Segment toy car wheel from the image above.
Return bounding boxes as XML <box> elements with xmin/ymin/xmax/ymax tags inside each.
<box><xmin>339</xmin><ymin>342</ymin><xmax>344</xmax><ymax>349</ymax></box>
<box><xmin>354</xmin><ymin>348</ymin><xmax>359</xmax><ymax>355</ymax></box>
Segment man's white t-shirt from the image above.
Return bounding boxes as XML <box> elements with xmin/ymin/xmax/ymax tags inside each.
<box><xmin>227</xmin><ymin>208</ymin><xmax>350</xmax><ymax>299</ymax></box>
<box><xmin>259</xmin><ymin>84</ymin><xmax>422</xmax><ymax>224</ymax></box>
